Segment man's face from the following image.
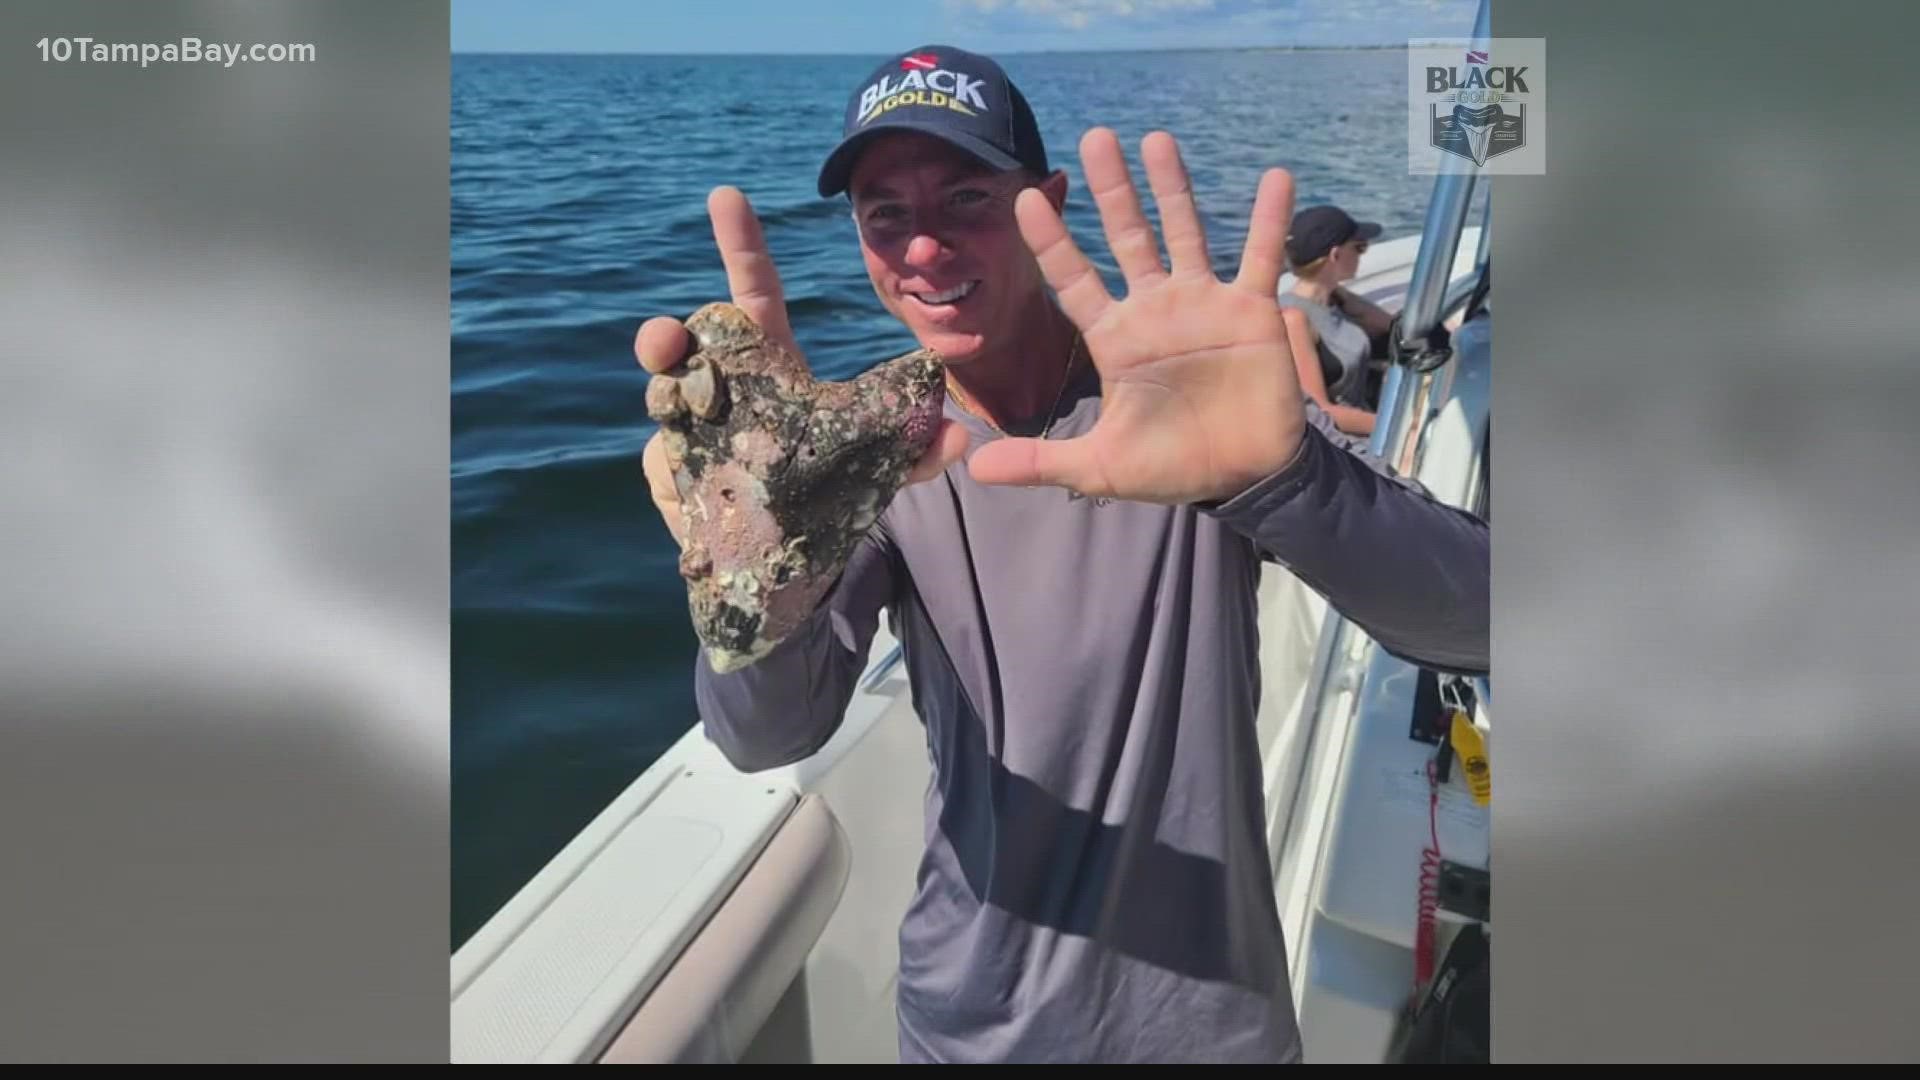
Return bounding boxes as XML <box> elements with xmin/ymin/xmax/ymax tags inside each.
<box><xmin>846</xmin><ymin>132</ymin><xmax>1064</xmax><ymax>364</ymax></box>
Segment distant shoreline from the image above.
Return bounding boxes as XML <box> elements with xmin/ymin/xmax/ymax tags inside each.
<box><xmin>451</xmin><ymin>44</ymin><xmax>1415</xmax><ymax>58</ymax></box>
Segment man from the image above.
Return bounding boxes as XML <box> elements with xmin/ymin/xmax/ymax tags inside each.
<box><xmin>636</xmin><ymin>45</ymin><xmax>1488</xmax><ymax>1063</ymax></box>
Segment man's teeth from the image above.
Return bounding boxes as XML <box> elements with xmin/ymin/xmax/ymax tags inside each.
<box><xmin>915</xmin><ymin>282</ymin><xmax>976</xmax><ymax>304</ymax></box>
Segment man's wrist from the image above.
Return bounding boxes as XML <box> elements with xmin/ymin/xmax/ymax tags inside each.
<box><xmin>1198</xmin><ymin>423</ymin><xmax>1309</xmax><ymax>507</ymax></box>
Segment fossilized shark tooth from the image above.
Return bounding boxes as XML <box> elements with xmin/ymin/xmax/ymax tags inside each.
<box><xmin>647</xmin><ymin>302</ymin><xmax>946</xmax><ymax>673</ymax></box>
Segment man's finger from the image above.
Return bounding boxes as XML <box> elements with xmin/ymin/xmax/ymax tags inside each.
<box><xmin>1080</xmin><ymin>127</ymin><xmax>1167</xmax><ymax>289</ymax></box>
<box><xmin>906</xmin><ymin>419</ymin><xmax>971</xmax><ymax>485</ymax></box>
<box><xmin>1141</xmin><ymin>132</ymin><xmax>1210</xmax><ymax>279</ymax></box>
<box><xmin>708</xmin><ymin>186</ymin><xmax>799</xmax><ymax>354</ymax></box>
<box><xmin>642</xmin><ymin>433</ymin><xmax>689</xmax><ymax>549</ymax></box>
<box><xmin>635</xmin><ymin>316</ymin><xmax>692</xmax><ymax>375</ymax></box>
<box><xmin>1234</xmin><ymin>167</ymin><xmax>1295</xmax><ymax>297</ymax></box>
<box><xmin>1015</xmin><ymin>189</ymin><xmax>1112</xmax><ymax>333</ymax></box>
<box><xmin>966</xmin><ymin>432</ymin><xmax>1103</xmax><ymax>494</ymax></box>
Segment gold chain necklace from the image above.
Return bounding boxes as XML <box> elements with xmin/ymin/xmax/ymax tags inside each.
<box><xmin>946</xmin><ymin>332</ymin><xmax>1083</xmax><ymax>439</ymax></box>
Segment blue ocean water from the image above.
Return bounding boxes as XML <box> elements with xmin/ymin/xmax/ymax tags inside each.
<box><xmin>452</xmin><ymin>48</ymin><xmax>1458</xmax><ymax>948</ymax></box>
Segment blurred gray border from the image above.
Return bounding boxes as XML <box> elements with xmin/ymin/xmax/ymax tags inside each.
<box><xmin>1494</xmin><ymin>0</ymin><xmax>1920</xmax><ymax>1063</ymax></box>
<box><xmin>1</xmin><ymin>0</ymin><xmax>449</xmax><ymax>1062</ymax></box>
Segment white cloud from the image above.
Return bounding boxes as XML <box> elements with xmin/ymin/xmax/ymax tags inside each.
<box><xmin>948</xmin><ymin>0</ymin><xmax>1217</xmax><ymax>30</ymax></box>
<box><xmin>943</xmin><ymin>0</ymin><xmax>1477</xmax><ymax>42</ymax></box>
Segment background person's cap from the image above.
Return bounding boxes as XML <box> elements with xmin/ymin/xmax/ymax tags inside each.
<box><xmin>816</xmin><ymin>45</ymin><xmax>1050</xmax><ymax>197</ymax></box>
<box><xmin>1285</xmin><ymin>204</ymin><xmax>1384</xmax><ymax>266</ymax></box>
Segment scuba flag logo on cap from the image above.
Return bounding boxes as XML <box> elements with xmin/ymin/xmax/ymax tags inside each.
<box><xmin>816</xmin><ymin>44</ymin><xmax>1048</xmax><ymax>197</ymax></box>
<box><xmin>856</xmin><ymin>53</ymin><xmax>992</xmax><ymax>126</ymax></box>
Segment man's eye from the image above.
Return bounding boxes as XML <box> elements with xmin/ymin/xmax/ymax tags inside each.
<box><xmin>866</xmin><ymin>205</ymin><xmax>907</xmax><ymax>222</ymax></box>
<box><xmin>949</xmin><ymin>189</ymin><xmax>989</xmax><ymax>206</ymax></box>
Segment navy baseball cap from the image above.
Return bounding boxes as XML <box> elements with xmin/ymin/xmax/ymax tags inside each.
<box><xmin>816</xmin><ymin>45</ymin><xmax>1050</xmax><ymax>198</ymax></box>
<box><xmin>1285</xmin><ymin>205</ymin><xmax>1383</xmax><ymax>266</ymax></box>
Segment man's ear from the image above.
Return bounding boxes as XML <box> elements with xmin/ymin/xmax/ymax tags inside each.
<box><xmin>1039</xmin><ymin>168</ymin><xmax>1068</xmax><ymax>211</ymax></box>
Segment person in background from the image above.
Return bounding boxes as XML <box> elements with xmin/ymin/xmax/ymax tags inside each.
<box><xmin>1277</xmin><ymin>204</ymin><xmax>1397</xmax><ymax>436</ymax></box>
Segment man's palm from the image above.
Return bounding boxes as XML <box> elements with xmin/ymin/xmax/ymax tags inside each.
<box><xmin>968</xmin><ymin>129</ymin><xmax>1308</xmax><ymax>505</ymax></box>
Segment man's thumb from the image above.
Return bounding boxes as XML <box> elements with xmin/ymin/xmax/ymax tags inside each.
<box><xmin>966</xmin><ymin>435</ymin><xmax>1098</xmax><ymax>493</ymax></box>
<box><xmin>905</xmin><ymin>420</ymin><xmax>971</xmax><ymax>485</ymax></box>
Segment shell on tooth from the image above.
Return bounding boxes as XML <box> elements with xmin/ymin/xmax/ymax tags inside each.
<box><xmin>681</xmin><ymin>356</ymin><xmax>725</xmax><ymax>420</ymax></box>
<box><xmin>679</xmin><ymin>544</ymin><xmax>712</xmax><ymax>579</ymax></box>
<box><xmin>646</xmin><ymin>372</ymin><xmax>685</xmax><ymax>421</ymax></box>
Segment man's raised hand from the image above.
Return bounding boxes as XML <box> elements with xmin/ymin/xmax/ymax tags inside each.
<box><xmin>966</xmin><ymin>129</ymin><xmax>1308</xmax><ymax>505</ymax></box>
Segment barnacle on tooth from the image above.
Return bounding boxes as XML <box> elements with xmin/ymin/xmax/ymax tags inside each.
<box><xmin>645</xmin><ymin>372</ymin><xmax>685</xmax><ymax>421</ymax></box>
<box><xmin>679</xmin><ymin>544</ymin><xmax>712</xmax><ymax>579</ymax></box>
<box><xmin>681</xmin><ymin>355</ymin><xmax>725</xmax><ymax>420</ymax></box>
<box><xmin>652</xmin><ymin>301</ymin><xmax>946</xmax><ymax>672</ymax></box>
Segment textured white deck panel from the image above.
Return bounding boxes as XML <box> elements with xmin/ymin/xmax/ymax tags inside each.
<box><xmin>451</xmin><ymin>769</ymin><xmax>793</xmax><ymax>1063</ymax></box>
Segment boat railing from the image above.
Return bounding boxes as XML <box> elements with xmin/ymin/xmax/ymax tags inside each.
<box><xmin>1385</xmin><ymin>0</ymin><xmax>1491</xmax><ymax>367</ymax></box>
<box><xmin>1272</xmin><ymin>0</ymin><xmax>1493</xmax><ymax>897</ymax></box>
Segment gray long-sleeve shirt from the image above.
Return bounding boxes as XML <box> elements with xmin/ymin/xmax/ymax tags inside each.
<box><xmin>694</xmin><ymin>364</ymin><xmax>1489</xmax><ymax>1063</ymax></box>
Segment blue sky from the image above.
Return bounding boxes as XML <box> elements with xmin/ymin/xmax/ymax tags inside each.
<box><xmin>452</xmin><ymin>0</ymin><xmax>1481</xmax><ymax>55</ymax></box>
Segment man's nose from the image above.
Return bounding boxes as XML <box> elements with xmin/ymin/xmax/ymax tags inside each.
<box><xmin>904</xmin><ymin>232</ymin><xmax>947</xmax><ymax>268</ymax></box>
